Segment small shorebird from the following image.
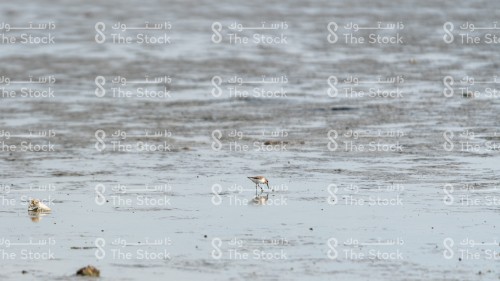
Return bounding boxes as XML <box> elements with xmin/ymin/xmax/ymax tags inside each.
<box><xmin>28</xmin><ymin>199</ymin><xmax>51</xmax><ymax>213</ymax></box>
<box><xmin>247</xmin><ymin>176</ymin><xmax>270</xmax><ymax>193</ymax></box>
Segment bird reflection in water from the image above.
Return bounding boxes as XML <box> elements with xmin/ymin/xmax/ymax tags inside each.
<box><xmin>252</xmin><ymin>193</ymin><xmax>269</xmax><ymax>205</ymax></box>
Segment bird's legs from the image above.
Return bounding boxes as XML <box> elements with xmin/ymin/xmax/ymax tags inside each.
<box><xmin>254</xmin><ymin>183</ymin><xmax>264</xmax><ymax>197</ymax></box>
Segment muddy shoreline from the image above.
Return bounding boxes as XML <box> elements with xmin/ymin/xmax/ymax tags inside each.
<box><xmin>1</xmin><ymin>0</ymin><xmax>499</xmax><ymax>280</ymax></box>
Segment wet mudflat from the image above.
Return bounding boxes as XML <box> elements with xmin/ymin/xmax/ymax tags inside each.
<box><xmin>0</xmin><ymin>0</ymin><xmax>499</xmax><ymax>280</ymax></box>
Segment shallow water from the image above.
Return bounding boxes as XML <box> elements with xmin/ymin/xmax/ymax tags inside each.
<box><xmin>1</xmin><ymin>0</ymin><xmax>499</xmax><ymax>280</ymax></box>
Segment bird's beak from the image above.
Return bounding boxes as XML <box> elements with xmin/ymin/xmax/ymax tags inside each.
<box><xmin>266</xmin><ymin>182</ymin><xmax>270</xmax><ymax>189</ymax></box>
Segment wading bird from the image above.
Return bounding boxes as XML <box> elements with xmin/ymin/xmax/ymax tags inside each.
<box><xmin>247</xmin><ymin>176</ymin><xmax>270</xmax><ymax>194</ymax></box>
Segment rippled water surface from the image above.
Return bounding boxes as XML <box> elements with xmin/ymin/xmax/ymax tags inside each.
<box><xmin>0</xmin><ymin>0</ymin><xmax>499</xmax><ymax>280</ymax></box>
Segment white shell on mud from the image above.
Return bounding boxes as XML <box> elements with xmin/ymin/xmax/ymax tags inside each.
<box><xmin>28</xmin><ymin>199</ymin><xmax>51</xmax><ymax>212</ymax></box>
